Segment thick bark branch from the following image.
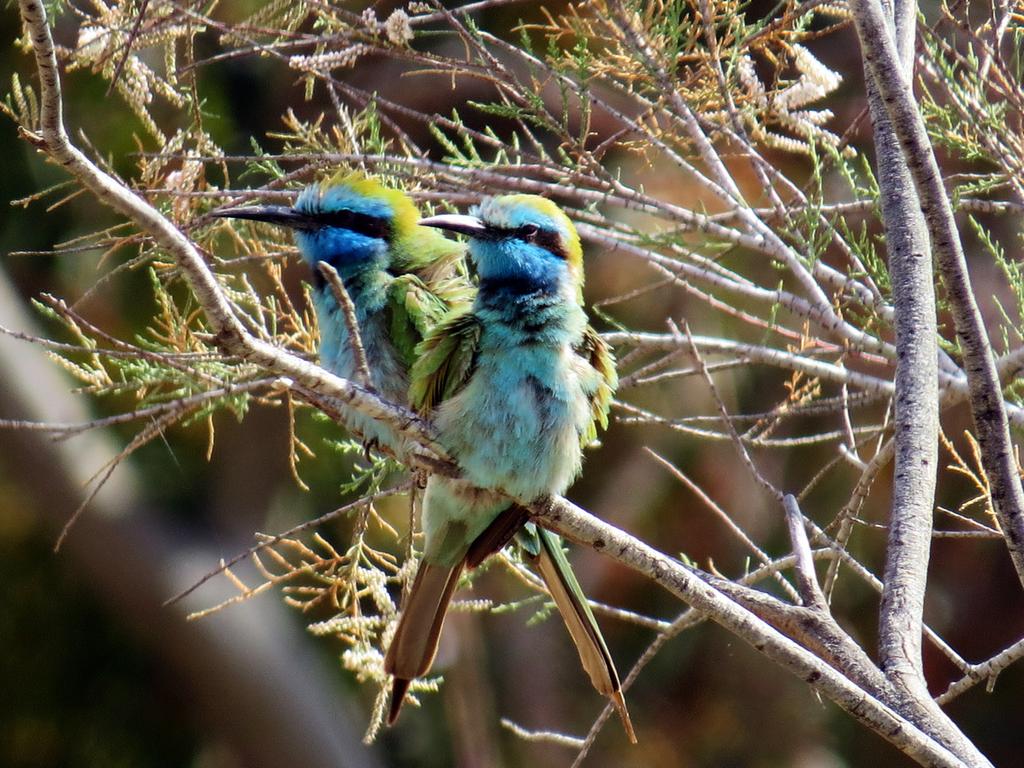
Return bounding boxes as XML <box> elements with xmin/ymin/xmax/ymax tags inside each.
<box><xmin>850</xmin><ymin>0</ymin><xmax>1024</xmax><ymax>589</ymax></box>
<box><xmin>536</xmin><ymin>498</ymin><xmax>969</xmax><ymax>768</ymax></box>
<box><xmin>864</xmin><ymin>0</ymin><xmax>937</xmax><ymax>703</ymax></box>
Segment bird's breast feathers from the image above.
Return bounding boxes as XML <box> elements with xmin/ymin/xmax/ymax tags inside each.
<box><xmin>316</xmin><ymin>288</ymin><xmax>409</xmax><ymax>404</ymax></box>
<box><xmin>434</xmin><ymin>342</ymin><xmax>594</xmax><ymax>501</ymax></box>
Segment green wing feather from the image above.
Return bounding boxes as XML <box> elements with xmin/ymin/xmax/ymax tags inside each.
<box><xmin>384</xmin><ymin>222</ymin><xmax>473</xmax><ymax>372</ymax></box>
<box><xmin>409</xmin><ymin>308</ymin><xmax>483</xmax><ymax>414</ymax></box>
<box><xmin>384</xmin><ymin>274</ymin><xmax>454</xmax><ymax>371</ymax></box>
<box><xmin>576</xmin><ymin>324</ymin><xmax>618</xmax><ymax>447</ymax></box>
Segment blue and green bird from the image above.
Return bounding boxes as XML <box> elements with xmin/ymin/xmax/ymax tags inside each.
<box><xmin>385</xmin><ymin>195</ymin><xmax>634</xmax><ymax>740</ymax></box>
<box><xmin>211</xmin><ymin>172</ymin><xmax>465</xmax><ymax>455</ymax></box>
<box><xmin>213</xmin><ymin>181</ymin><xmax>630</xmax><ymax>737</ymax></box>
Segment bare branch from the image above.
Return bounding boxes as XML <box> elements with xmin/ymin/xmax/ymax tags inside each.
<box><xmin>536</xmin><ymin>497</ymin><xmax>968</xmax><ymax>768</ymax></box>
<box><xmin>863</xmin><ymin>0</ymin><xmax>938</xmax><ymax>703</ymax></box>
<box><xmin>317</xmin><ymin>261</ymin><xmax>373</xmax><ymax>390</ymax></box>
<box><xmin>850</xmin><ymin>0</ymin><xmax>1024</xmax><ymax>589</ymax></box>
<box><xmin>646</xmin><ymin>447</ymin><xmax>800</xmax><ymax>599</ymax></box>
<box><xmin>0</xmin><ymin>378</ymin><xmax>279</xmax><ymax>439</ymax></box>
<box><xmin>783</xmin><ymin>495</ymin><xmax>828</xmax><ymax>611</ymax></box>
<box><xmin>936</xmin><ymin>636</ymin><xmax>1024</xmax><ymax>705</ymax></box>
<box><xmin>605</xmin><ymin>331</ymin><xmax>1024</xmax><ymax>426</ymax></box>
<box><xmin>500</xmin><ymin>719</ymin><xmax>585</xmax><ymax>749</ymax></box>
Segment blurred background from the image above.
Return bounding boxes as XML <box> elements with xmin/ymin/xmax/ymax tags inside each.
<box><xmin>2</xmin><ymin>1</ymin><xmax>1023</xmax><ymax>767</ymax></box>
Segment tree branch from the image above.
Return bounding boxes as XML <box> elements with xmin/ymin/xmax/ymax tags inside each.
<box><xmin>849</xmin><ymin>0</ymin><xmax>1024</xmax><ymax>589</ymax></box>
<box><xmin>935</xmin><ymin>635</ymin><xmax>1024</xmax><ymax>705</ymax></box>
<box><xmin>863</xmin><ymin>0</ymin><xmax>938</xmax><ymax>704</ymax></box>
<box><xmin>604</xmin><ymin>331</ymin><xmax>1024</xmax><ymax>426</ymax></box>
<box><xmin>535</xmin><ymin>497</ymin><xmax>968</xmax><ymax>768</ymax></box>
<box><xmin>783</xmin><ymin>495</ymin><xmax>829</xmax><ymax>611</ymax></box>
<box><xmin>11</xmin><ymin>2</ymin><xmax>995</xmax><ymax>764</ymax></box>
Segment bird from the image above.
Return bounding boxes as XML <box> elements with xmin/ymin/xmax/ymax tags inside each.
<box><xmin>210</xmin><ymin>172</ymin><xmax>466</xmax><ymax>456</ymax></box>
<box><xmin>384</xmin><ymin>194</ymin><xmax>634</xmax><ymax>741</ymax></box>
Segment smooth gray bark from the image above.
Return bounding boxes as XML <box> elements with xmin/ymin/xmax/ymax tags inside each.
<box><xmin>865</xmin><ymin>0</ymin><xmax>936</xmax><ymax>702</ymax></box>
<box><xmin>850</xmin><ymin>0</ymin><xmax>1024</xmax><ymax>590</ymax></box>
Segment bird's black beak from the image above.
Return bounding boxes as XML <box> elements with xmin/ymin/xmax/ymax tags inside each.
<box><xmin>418</xmin><ymin>213</ymin><xmax>495</xmax><ymax>239</ymax></box>
<box><xmin>210</xmin><ymin>205</ymin><xmax>317</xmax><ymax>231</ymax></box>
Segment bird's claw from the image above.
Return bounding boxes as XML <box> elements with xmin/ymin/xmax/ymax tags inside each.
<box><xmin>362</xmin><ymin>437</ymin><xmax>379</xmax><ymax>462</ymax></box>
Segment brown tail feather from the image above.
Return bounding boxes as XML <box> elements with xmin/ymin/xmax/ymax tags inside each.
<box><xmin>465</xmin><ymin>504</ymin><xmax>529</xmax><ymax>569</ymax></box>
<box><xmin>534</xmin><ymin>545</ymin><xmax>637</xmax><ymax>744</ymax></box>
<box><xmin>388</xmin><ymin>678</ymin><xmax>412</xmax><ymax>725</ymax></box>
<box><xmin>384</xmin><ymin>560</ymin><xmax>465</xmax><ymax>724</ymax></box>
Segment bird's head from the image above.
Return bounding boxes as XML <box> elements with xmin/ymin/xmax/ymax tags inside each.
<box><xmin>211</xmin><ymin>172</ymin><xmax>419</xmax><ymax>274</ymax></box>
<box><xmin>419</xmin><ymin>195</ymin><xmax>583</xmax><ymax>296</ymax></box>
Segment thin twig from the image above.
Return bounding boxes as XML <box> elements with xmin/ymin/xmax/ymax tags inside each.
<box><xmin>936</xmin><ymin>636</ymin><xmax>1024</xmax><ymax>705</ymax></box>
<box><xmin>164</xmin><ymin>485</ymin><xmax>409</xmax><ymax>607</ymax></box>
<box><xmin>317</xmin><ymin>261</ymin><xmax>374</xmax><ymax>390</ymax></box>
<box><xmin>783</xmin><ymin>495</ymin><xmax>828</xmax><ymax>610</ymax></box>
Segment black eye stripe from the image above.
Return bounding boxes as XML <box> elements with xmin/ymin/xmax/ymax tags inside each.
<box><xmin>313</xmin><ymin>209</ymin><xmax>392</xmax><ymax>239</ymax></box>
<box><xmin>531</xmin><ymin>229</ymin><xmax>566</xmax><ymax>258</ymax></box>
<box><xmin>497</xmin><ymin>225</ymin><xmax>568</xmax><ymax>260</ymax></box>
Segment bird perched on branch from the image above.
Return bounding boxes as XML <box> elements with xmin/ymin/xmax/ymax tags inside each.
<box><xmin>385</xmin><ymin>195</ymin><xmax>633</xmax><ymax>741</ymax></box>
<box><xmin>211</xmin><ymin>172</ymin><xmax>465</xmax><ymax>455</ymax></box>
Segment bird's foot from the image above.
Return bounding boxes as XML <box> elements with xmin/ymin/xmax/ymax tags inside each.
<box><xmin>362</xmin><ymin>437</ymin><xmax>379</xmax><ymax>462</ymax></box>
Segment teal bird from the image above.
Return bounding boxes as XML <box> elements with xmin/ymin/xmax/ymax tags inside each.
<box><xmin>212</xmin><ymin>172</ymin><xmax>465</xmax><ymax>455</ymax></box>
<box><xmin>385</xmin><ymin>195</ymin><xmax>633</xmax><ymax>740</ymax></box>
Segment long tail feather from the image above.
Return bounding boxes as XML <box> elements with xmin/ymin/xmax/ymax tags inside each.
<box><xmin>465</xmin><ymin>504</ymin><xmax>529</xmax><ymax>569</ymax></box>
<box><xmin>384</xmin><ymin>559</ymin><xmax>465</xmax><ymax>724</ymax></box>
<box><xmin>532</xmin><ymin>528</ymin><xmax>637</xmax><ymax>744</ymax></box>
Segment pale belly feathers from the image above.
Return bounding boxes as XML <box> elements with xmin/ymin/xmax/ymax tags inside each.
<box><xmin>421</xmin><ymin>340</ymin><xmax>595</xmax><ymax>565</ymax></box>
<box><xmin>434</xmin><ymin>342</ymin><xmax>591</xmax><ymax>501</ymax></box>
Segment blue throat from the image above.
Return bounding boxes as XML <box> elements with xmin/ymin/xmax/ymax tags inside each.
<box><xmin>476</xmin><ymin>275</ymin><xmax>580</xmax><ymax>344</ymax></box>
<box><xmin>298</xmin><ymin>229</ymin><xmax>390</xmax><ymax>301</ymax></box>
<box><xmin>298</xmin><ymin>226</ymin><xmax>389</xmax><ymax>272</ymax></box>
<box><xmin>301</xmin><ymin>227</ymin><xmax>408</xmax><ymax>409</ymax></box>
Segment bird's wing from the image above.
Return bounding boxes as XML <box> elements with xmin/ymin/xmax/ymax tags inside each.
<box><xmin>576</xmin><ymin>324</ymin><xmax>618</xmax><ymax>446</ymax></box>
<box><xmin>409</xmin><ymin>308</ymin><xmax>482</xmax><ymax>414</ymax></box>
<box><xmin>384</xmin><ymin>273</ymin><xmax>453</xmax><ymax>371</ymax></box>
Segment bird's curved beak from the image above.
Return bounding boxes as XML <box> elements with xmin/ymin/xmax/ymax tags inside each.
<box><xmin>210</xmin><ymin>205</ymin><xmax>317</xmax><ymax>231</ymax></box>
<box><xmin>418</xmin><ymin>213</ymin><xmax>492</xmax><ymax>238</ymax></box>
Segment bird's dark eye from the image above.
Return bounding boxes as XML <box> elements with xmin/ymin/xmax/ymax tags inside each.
<box><xmin>520</xmin><ymin>223</ymin><xmax>540</xmax><ymax>242</ymax></box>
